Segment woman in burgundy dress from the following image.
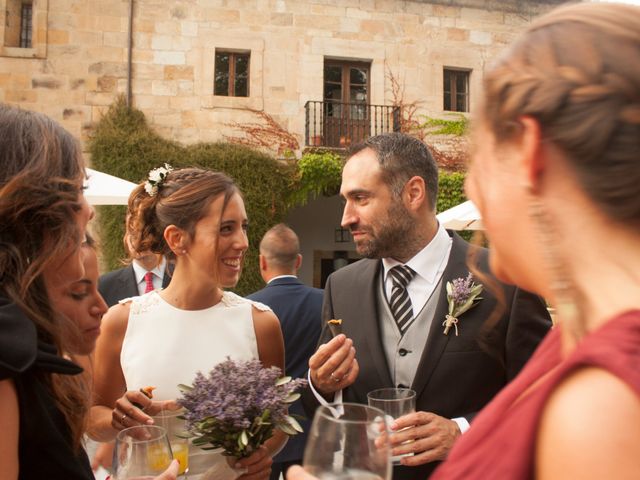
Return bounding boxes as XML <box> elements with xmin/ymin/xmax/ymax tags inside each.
<box><xmin>429</xmin><ymin>2</ymin><xmax>640</xmax><ymax>479</ymax></box>
<box><xmin>286</xmin><ymin>3</ymin><xmax>640</xmax><ymax>480</ymax></box>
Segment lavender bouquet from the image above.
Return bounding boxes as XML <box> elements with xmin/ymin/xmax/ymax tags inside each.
<box><xmin>177</xmin><ymin>357</ymin><xmax>307</xmax><ymax>459</ymax></box>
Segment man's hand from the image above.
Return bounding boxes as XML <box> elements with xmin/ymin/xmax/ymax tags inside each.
<box><xmin>388</xmin><ymin>412</ymin><xmax>461</xmax><ymax>466</ymax></box>
<box><xmin>308</xmin><ymin>334</ymin><xmax>359</xmax><ymax>396</ymax></box>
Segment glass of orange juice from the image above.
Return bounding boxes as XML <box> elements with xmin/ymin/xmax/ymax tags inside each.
<box><xmin>154</xmin><ymin>407</ymin><xmax>189</xmax><ymax>476</ymax></box>
<box><xmin>113</xmin><ymin>425</ymin><xmax>172</xmax><ymax>479</ymax></box>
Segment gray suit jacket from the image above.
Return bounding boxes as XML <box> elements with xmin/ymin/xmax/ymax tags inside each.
<box><xmin>98</xmin><ymin>263</ymin><xmax>172</xmax><ymax>308</ymax></box>
<box><xmin>302</xmin><ymin>232</ymin><xmax>552</xmax><ymax>479</ymax></box>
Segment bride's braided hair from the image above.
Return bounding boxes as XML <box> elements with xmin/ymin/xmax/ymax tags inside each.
<box><xmin>483</xmin><ymin>2</ymin><xmax>640</xmax><ymax>225</ymax></box>
<box><xmin>128</xmin><ymin>167</ymin><xmax>239</xmax><ymax>257</ymax></box>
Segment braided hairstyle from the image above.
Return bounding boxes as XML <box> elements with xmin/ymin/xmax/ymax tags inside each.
<box><xmin>128</xmin><ymin>167</ymin><xmax>239</xmax><ymax>259</ymax></box>
<box><xmin>483</xmin><ymin>2</ymin><xmax>640</xmax><ymax>226</ymax></box>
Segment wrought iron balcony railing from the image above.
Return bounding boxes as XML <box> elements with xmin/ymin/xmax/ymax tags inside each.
<box><xmin>305</xmin><ymin>101</ymin><xmax>401</xmax><ymax>148</ymax></box>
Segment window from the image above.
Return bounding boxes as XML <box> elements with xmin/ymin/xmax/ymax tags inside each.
<box><xmin>323</xmin><ymin>60</ymin><xmax>370</xmax><ymax>119</ymax></box>
<box><xmin>214</xmin><ymin>51</ymin><xmax>250</xmax><ymax>97</ymax></box>
<box><xmin>3</xmin><ymin>0</ymin><xmax>31</xmax><ymax>48</ymax></box>
<box><xmin>1</xmin><ymin>0</ymin><xmax>46</xmax><ymax>58</ymax></box>
<box><xmin>443</xmin><ymin>68</ymin><xmax>470</xmax><ymax>112</ymax></box>
<box><xmin>19</xmin><ymin>2</ymin><xmax>32</xmax><ymax>48</ymax></box>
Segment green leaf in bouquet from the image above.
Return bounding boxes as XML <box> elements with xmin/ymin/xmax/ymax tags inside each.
<box><xmin>275</xmin><ymin>376</ymin><xmax>292</xmax><ymax>386</ymax></box>
<box><xmin>277</xmin><ymin>422</ymin><xmax>298</xmax><ymax>436</ymax></box>
<box><xmin>177</xmin><ymin>383</ymin><xmax>194</xmax><ymax>392</ymax></box>
<box><xmin>285</xmin><ymin>415</ymin><xmax>303</xmax><ymax>433</ymax></box>
<box><xmin>239</xmin><ymin>430</ymin><xmax>249</xmax><ymax>447</ymax></box>
<box><xmin>284</xmin><ymin>392</ymin><xmax>301</xmax><ymax>403</ymax></box>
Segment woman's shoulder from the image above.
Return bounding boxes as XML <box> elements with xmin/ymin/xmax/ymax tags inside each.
<box><xmin>0</xmin><ymin>296</ymin><xmax>37</xmax><ymax>379</ymax></box>
<box><xmin>221</xmin><ymin>291</ymin><xmax>273</xmax><ymax>313</ymax></box>
<box><xmin>536</xmin><ymin>365</ymin><xmax>640</xmax><ymax>478</ymax></box>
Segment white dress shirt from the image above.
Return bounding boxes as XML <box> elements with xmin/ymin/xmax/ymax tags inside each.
<box><xmin>382</xmin><ymin>223</ymin><xmax>451</xmax><ymax>314</ymax></box>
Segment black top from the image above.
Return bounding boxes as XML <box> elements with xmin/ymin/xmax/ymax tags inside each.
<box><xmin>0</xmin><ymin>294</ymin><xmax>93</xmax><ymax>480</ymax></box>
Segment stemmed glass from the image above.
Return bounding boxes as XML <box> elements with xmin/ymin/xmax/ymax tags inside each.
<box><xmin>112</xmin><ymin>425</ymin><xmax>173</xmax><ymax>479</ymax></box>
<box><xmin>303</xmin><ymin>403</ymin><xmax>391</xmax><ymax>480</ymax></box>
<box><xmin>367</xmin><ymin>388</ymin><xmax>416</xmax><ymax>465</ymax></box>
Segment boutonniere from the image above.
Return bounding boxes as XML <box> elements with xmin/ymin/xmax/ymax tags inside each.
<box><xmin>443</xmin><ymin>273</ymin><xmax>483</xmax><ymax>336</ymax></box>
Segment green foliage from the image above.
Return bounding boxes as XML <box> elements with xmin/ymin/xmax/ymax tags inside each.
<box><xmin>420</xmin><ymin>115</ymin><xmax>469</xmax><ymax>136</ymax></box>
<box><xmin>436</xmin><ymin>171</ymin><xmax>466</xmax><ymax>213</ymax></box>
<box><xmin>436</xmin><ymin>171</ymin><xmax>472</xmax><ymax>241</ymax></box>
<box><xmin>289</xmin><ymin>151</ymin><xmax>343</xmax><ymax>205</ymax></box>
<box><xmin>89</xmin><ymin>98</ymin><xmax>292</xmax><ymax>295</ymax></box>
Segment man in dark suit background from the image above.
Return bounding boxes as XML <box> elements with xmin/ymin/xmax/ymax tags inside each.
<box><xmin>302</xmin><ymin>132</ymin><xmax>552</xmax><ymax>479</ymax></box>
<box><xmin>98</xmin><ymin>234</ymin><xmax>171</xmax><ymax>307</ymax></box>
<box><xmin>248</xmin><ymin>224</ymin><xmax>323</xmax><ymax>480</ymax></box>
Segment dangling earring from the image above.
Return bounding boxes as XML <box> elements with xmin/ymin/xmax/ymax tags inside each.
<box><xmin>528</xmin><ymin>198</ymin><xmax>584</xmax><ymax>342</ymax></box>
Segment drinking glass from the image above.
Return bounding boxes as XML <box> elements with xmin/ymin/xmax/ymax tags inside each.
<box><xmin>367</xmin><ymin>388</ymin><xmax>416</xmax><ymax>465</ymax></box>
<box><xmin>303</xmin><ymin>402</ymin><xmax>391</xmax><ymax>480</ymax></box>
<box><xmin>113</xmin><ymin>425</ymin><xmax>173</xmax><ymax>479</ymax></box>
<box><xmin>153</xmin><ymin>408</ymin><xmax>189</xmax><ymax>477</ymax></box>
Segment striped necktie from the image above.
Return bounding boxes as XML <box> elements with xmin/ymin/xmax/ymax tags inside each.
<box><xmin>388</xmin><ymin>265</ymin><xmax>416</xmax><ymax>335</ymax></box>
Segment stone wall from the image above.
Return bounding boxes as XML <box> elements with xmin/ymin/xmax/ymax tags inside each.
<box><xmin>0</xmin><ymin>0</ymin><xmax>563</xmax><ymax>150</ymax></box>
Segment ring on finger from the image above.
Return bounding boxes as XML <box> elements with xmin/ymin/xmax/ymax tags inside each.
<box><xmin>330</xmin><ymin>372</ymin><xmax>341</xmax><ymax>383</ymax></box>
<box><xmin>121</xmin><ymin>413</ymin><xmax>127</xmax><ymax>423</ymax></box>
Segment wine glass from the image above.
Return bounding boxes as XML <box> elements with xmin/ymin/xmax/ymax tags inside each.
<box><xmin>153</xmin><ymin>407</ymin><xmax>189</xmax><ymax>477</ymax></box>
<box><xmin>303</xmin><ymin>402</ymin><xmax>391</xmax><ymax>480</ymax></box>
<box><xmin>113</xmin><ymin>425</ymin><xmax>173</xmax><ymax>479</ymax></box>
<box><xmin>367</xmin><ymin>388</ymin><xmax>416</xmax><ymax>465</ymax></box>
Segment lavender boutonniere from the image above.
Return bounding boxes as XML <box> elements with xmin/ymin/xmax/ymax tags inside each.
<box><xmin>443</xmin><ymin>273</ymin><xmax>483</xmax><ymax>336</ymax></box>
<box><xmin>177</xmin><ymin>357</ymin><xmax>307</xmax><ymax>459</ymax></box>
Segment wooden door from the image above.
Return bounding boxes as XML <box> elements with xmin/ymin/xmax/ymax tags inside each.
<box><xmin>323</xmin><ymin>61</ymin><xmax>370</xmax><ymax>147</ymax></box>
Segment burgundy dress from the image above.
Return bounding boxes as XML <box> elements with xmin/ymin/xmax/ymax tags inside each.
<box><xmin>432</xmin><ymin>310</ymin><xmax>640</xmax><ymax>479</ymax></box>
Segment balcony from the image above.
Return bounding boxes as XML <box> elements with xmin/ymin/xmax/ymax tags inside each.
<box><xmin>304</xmin><ymin>101</ymin><xmax>401</xmax><ymax>148</ymax></box>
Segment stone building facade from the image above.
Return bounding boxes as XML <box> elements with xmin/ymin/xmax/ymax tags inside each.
<box><xmin>0</xmin><ymin>0</ymin><xmax>565</xmax><ymax>286</ymax></box>
<box><xmin>0</xmin><ymin>0</ymin><xmax>564</xmax><ymax>152</ymax></box>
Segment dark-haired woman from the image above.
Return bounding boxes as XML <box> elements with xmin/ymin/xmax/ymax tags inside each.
<box><xmin>0</xmin><ymin>104</ymin><xmax>96</xmax><ymax>479</ymax></box>
<box><xmin>0</xmin><ymin>105</ymin><xmax>179</xmax><ymax>480</ymax></box>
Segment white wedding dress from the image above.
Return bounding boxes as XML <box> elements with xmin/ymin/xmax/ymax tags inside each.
<box><xmin>120</xmin><ymin>290</ymin><xmax>269</xmax><ymax>479</ymax></box>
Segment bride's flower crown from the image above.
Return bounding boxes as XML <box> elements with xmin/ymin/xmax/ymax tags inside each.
<box><xmin>144</xmin><ymin>163</ymin><xmax>173</xmax><ymax>197</ymax></box>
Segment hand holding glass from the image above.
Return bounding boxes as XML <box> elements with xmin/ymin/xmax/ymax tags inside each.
<box><xmin>367</xmin><ymin>388</ymin><xmax>416</xmax><ymax>465</ymax></box>
<box><xmin>303</xmin><ymin>402</ymin><xmax>391</xmax><ymax>480</ymax></box>
<box><xmin>113</xmin><ymin>425</ymin><xmax>173</xmax><ymax>479</ymax></box>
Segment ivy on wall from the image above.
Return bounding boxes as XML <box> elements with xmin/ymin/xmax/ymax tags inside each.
<box><xmin>436</xmin><ymin>172</ymin><xmax>466</xmax><ymax>213</ymax></box>
<box><xmin>90</xmin><ymin>99</ymin><xmax>469</xmax><ymax>294</ymax></box>
<box><xmin>420</xmin><ymin>115</ymin><xmax>469</xmax><ymax>137</ymax></box>
<box><xmin>288</xmin><ymin>151</ymin><xmax>343</xmax><ymax>206</ymax></box>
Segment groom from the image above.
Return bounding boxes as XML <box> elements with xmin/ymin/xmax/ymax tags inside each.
<box><xmin>302</xmin><ymin>132</ymin><xmax>551</xmax><ymax>479</ymax></box>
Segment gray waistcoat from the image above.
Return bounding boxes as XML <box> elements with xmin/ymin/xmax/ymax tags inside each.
<box><xmin>377</xmin><ymin>275</ymin><xmax>444</xmax><ymax>387</ymax></box>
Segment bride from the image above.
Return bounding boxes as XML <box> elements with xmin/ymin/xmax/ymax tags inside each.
<box><xmin>88</xmin><ymin>167</ymin><xmax>286</xmax><ymax>479</ymax></box>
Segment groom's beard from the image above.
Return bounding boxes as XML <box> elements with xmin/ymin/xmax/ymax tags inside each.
<box><xmin>352</xmin><ymin>200</ymin><xmax>416</xmax><ymax>260</ymax></box>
